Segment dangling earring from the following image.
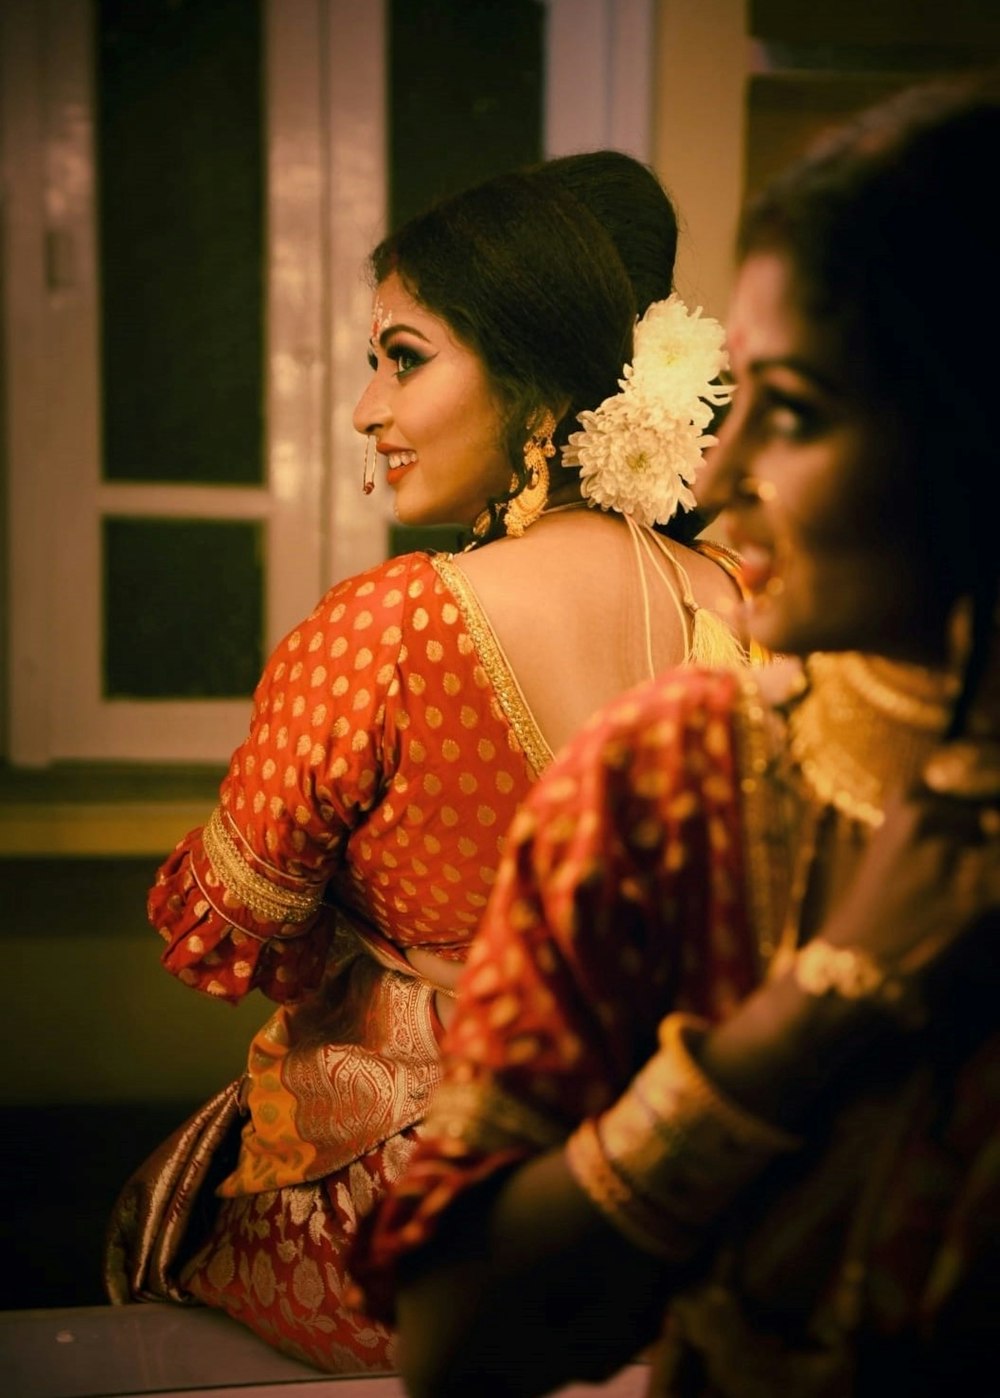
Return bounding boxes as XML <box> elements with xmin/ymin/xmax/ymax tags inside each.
<box><xmin>505</xmin><ymin>409</ymin><xmax>556</xmax><ymax>538</ymax></box>
<box><xmin>362</xmin><ymin>434</ymin><xmax>376</xmax><ymax>495</ymax></box>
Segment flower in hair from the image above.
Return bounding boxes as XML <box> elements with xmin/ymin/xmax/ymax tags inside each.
<box><xmin>562</xmin><ymin>294</ymin><xmax>735</xmax><ymax>528</ymax></box>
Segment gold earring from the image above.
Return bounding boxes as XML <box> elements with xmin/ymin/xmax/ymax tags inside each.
<box><xmin>362</xmin><ymin>435</ymin><xmax>376</xmax><ymax>495</ymax></box>
<box><xmin>505</xmin><ymin>409</ymin><xmax>556</xmax><ymax>538</ymax></box>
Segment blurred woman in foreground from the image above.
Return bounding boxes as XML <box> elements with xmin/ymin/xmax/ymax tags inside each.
<box><xmin>350</xmin><ymin>76</ymin><xmax>1000</xmax><ymax>1397</ymax></box>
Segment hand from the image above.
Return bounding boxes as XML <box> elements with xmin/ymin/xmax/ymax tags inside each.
<box><xmin>697</xmin><ymin>763</ymin><xmax>998</xmax><ymax>1128</ymax></box>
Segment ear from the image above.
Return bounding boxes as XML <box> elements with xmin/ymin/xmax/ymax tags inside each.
<box><xmin>529</xmin><ymin>400</ymin><xmax>570</xmax><ymax>436</ymax></box>
<box><xmin>527</xmin><ymin>408</ymin><xmax>557</xmax><ymax>441</ymax></box>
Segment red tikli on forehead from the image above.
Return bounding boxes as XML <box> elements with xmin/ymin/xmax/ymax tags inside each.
<box><xmin>370</xmin><ymin>295</ymin><xmax>393</xmax><ymax>343</ymax></box>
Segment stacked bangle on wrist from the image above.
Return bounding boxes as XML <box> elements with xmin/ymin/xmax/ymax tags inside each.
<box><xmin>565</xmin><ymin>1013</ymin><xmax>801</xmax><ymax>1259</ymax></box>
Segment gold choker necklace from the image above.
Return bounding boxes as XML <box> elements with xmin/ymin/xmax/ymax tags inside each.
<box><xmin>787</xmin><ymin>652</ymin><xmax>957</xmax><ymax>827</ymax></box>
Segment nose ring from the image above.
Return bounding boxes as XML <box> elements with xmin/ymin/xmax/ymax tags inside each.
<box><xmin>362</xmin><ymin>435</ymin><xmax>376</xmax><ymax>496</ymax></box>
<box><xmin>735</xmin><ymin>476</ymin><xmax>777</xmax><ymax>504</ymax></box>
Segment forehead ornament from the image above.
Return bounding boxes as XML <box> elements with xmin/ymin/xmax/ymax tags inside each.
<box><xmin>370</xmin><ymin>296</ymin><xmax>393</xmax><ymax>343</ymax></box>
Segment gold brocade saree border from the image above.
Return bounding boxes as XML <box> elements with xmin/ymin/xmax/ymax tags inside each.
<box><xmin>732</xmin><ymin>671</ymin><xmax>789</xmax><ymax>976</ymax></box>
<box><xmin>219</xmin><ymin>963</ymin><xmax>443</xmax><ymax>1195</ymax></box>
<box><xmin>432</xmin><ymin>554</ymin><xmax>553</xmax><ymax>779</ymax></box>
<box><xmin>203</xmin><ymin>805</ymin><xmax>324</xmax><ymax>925</ymax></box>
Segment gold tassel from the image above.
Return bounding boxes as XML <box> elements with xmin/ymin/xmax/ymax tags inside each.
<box><xmin>688</xmin><ymin>606</ymin><xmax>750</xmax><ymax>669</ymax></box>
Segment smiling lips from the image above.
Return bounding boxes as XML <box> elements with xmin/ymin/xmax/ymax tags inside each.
<box><xmin>735</xmin><ymin>542</ymin><xmax>775</xmax><ymax>595</ymax></box>
<box><xmin>385</xmin><ymin>449</ymin><xmax>418</xmax><ymax>486</ymax></box>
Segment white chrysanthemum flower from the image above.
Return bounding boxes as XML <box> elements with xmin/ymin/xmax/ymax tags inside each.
<box><xmin>629</xmin><ymin>294</ymin><xmax>732</xmax><ymax>397</ymax></box>
<box><xmin>562</xmin><ymin>293</ymin><xmax>734</xmax><ymax>527</ymax></box>
<box><xmin>566</xmin><ymin>392</ymin><xmax>702</xmax><ymax>528</ymax></box>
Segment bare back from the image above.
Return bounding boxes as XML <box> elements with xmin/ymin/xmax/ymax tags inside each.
<box><xmin>450</xmin><ymin>508</ymin><xmax>747</xmax><ymax>758</ymax></box>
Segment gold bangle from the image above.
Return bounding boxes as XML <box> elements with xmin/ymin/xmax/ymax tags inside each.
<box><xmin>565</xmin><ymin>1013</ymin><xmax>801</xmax><ymax>1256</ymax></box>
<box><xmin>565</xmin><ymin>1117</ymin><xmax>698</xmax><ymax>1260</ymax></box>
<box><xmin>636</xmin><ymin>1013</ymin><xmax>801</xmax><ymax>1154</ymax></box>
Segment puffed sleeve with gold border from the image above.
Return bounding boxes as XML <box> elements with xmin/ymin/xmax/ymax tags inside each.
<box><xmin>147</xmin><ymin>554</ymin><xmax>430</xmax><ymax>1004</ymax></box>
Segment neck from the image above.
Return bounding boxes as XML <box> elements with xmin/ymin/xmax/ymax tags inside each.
<box><xmin>541</xmin><ymin>500</ymin><xmax>591</xmax><ymax>517</ymax></box>
<box><xmin>543</xmin><ymin>481</ymin><xmax>587</xmax><ymax>512</ymax></box>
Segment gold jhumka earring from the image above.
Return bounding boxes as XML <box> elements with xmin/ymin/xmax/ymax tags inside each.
<box><xmin>504</xmin><ymin>409</ymin><xmax>557</xmax><ymax>538</ymax></box>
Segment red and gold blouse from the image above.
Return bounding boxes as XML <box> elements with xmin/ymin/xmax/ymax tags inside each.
<box><xmin>150</xmin><ymin>551</ymin><xmax>552</xmax><ymax>994</ymax></box>
<box><xmin>148</xmin><ymin>537</ymin><xmax>753</xmax><ymax>1202</ymax></box>
<box><xmin>149</xmin><ymin>551</ymin><xmax>552</xmax><ymax>1192</ymax></box>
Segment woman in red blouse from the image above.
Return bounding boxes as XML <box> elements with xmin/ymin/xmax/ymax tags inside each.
<box><xmin>104</xmin><ymin>149</ymin><xmax>753</xmax><ymax>1370</ymax></box>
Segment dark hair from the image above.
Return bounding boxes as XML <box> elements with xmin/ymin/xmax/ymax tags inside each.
<box><xmin>737</xmin><ymin>74</ymin><xmax>1000</xmax><ymax>736</ymax></box>
<box><xmin>369</xmin><ymin>150</ymin><xmax>692</xmax><ymax>542</ymax></box>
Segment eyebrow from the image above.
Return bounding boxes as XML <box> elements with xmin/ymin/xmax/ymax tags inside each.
<box><xmin>373</xmin><ymin>322</ymin><xmax>432</xmax><ymax>349</ymax></box>
<box><xmin>747</xmin><ymin>354</ymin><xmax>844</xmax><ymax>397</ymax></box>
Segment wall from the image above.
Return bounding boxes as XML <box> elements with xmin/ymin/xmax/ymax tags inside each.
<box><xmin>654</xmin><ymin>0</ymin><xmax>1000</xmax><ymax>322</ymax></box>
<box><xmin>0</xmin><ymin>854</ymin><xmax>266</xmax><ymax>1307</ymax></box>
<box><xmin>654</xmin><ymin>0</ymin><xmax>747</xmax><ymax>322</ymax></box>
<box><xmin>0</xmin><ymin>858</ymin><xmax>263</xmax><ymax>1105</ymax></box>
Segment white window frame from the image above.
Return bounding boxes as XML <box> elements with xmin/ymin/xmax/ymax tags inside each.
<box><xmin>2</xmin><ymin>0</ymin><xmax>653</xmax><ymax>769</ymax></box>
<box><xmin>1</xmin><ymin>0</ymin><xmax>386</xmax><ymax>766</ymax></box>
<box><xmin>544</xmin><ymin>0</ymin><xmax>654</xmax><ymax>160</ymax></box>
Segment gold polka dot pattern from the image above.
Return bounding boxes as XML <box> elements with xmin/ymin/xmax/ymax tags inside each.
<box><xmin>350</xmin><ymin>667</ymin><xmax>768</xmax><ymax>1315</ymax></box>
<box><xmin>149</xmin><ymin>551</ymin><xmax>548</xmax><ymax>1003</ymax></box>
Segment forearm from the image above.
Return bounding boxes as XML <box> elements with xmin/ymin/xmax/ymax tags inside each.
<box><xmin>397</xmin><ymin>1151</ymin><xmax>672</xmax><ymax>1398</ymax></box>
<box><xmin>694</xmin><ymin>960</ymin><xmax>893</xmax><ymax>1132</ymax></box>
<box><xmin>396</xmin><ymin>951</ymin><xmax>915</xmax><ymax>1396</ymax></box>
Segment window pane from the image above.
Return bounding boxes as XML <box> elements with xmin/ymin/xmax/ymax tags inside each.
<box><xmin>103</xmin><ymin>518</ymin><xmax>263</xmax><ymax>698</ymax></box>
<box><xmin>387</xmin><ymin>0</ymin><xmax>543</xmax><ymax>559</ymax></box>
<box><xmin>389</xmin><ymin>0</ymin><xmax>544</xmax><ymax>229</ymax></box>
<box><xmin>96</xmin><ymin>0</ymin><xmax>264</xmax><ymax>485</ymax></box>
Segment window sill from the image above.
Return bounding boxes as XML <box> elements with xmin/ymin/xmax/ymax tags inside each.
<box><xmin>0</xmin><ymin>763</ymin><xmax>222</xmax><ymax>856</ymax></box>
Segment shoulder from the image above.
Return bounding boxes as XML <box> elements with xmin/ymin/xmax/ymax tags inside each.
<box><xmin>597</xmin><ymin>664</ymin><xmax>747</xmax><ymax>740</ymax></box>
<box><xmin>314</xmin><ymin>551</ymin><xmax>436</xmax><ymax>614</ymax></box>
<box><xmin>288</xmin><ymin>552</ymin><xmax>440</xmax><ymax>638</ymax></box>
<box><xmin>256</xmin><ymin>554</ymin><xmax>440</xmax><ymax>690</ymax></box>
<box><xmin>531</xmin><ymin>666</ymin><xmax>747</xmax><ymax>801</ymax></box>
